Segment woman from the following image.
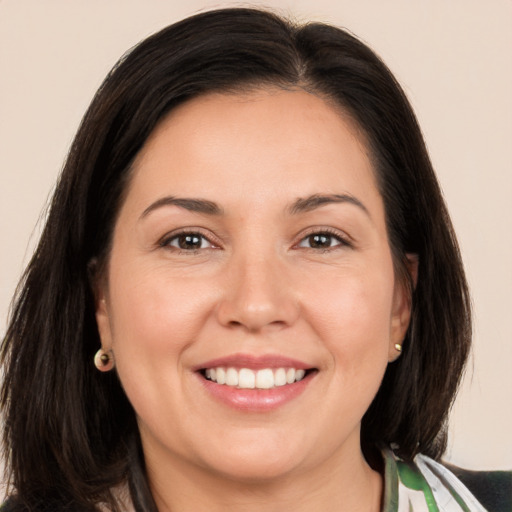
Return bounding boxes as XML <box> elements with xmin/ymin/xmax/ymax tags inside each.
<box><xmin>1</xmin><ymin>7</ymin><xmax>509</xmax><ymax>512</ymax></box>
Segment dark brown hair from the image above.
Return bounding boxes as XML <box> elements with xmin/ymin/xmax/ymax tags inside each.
<box><xmin>1</xmin><ymin>7</ymin><xmax>471</xmax><ymax>511</ymax></box>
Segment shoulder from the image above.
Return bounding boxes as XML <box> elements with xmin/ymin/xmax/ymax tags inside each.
<box><xmin>0</xmin><ymin>499</ymin><xmax>19</xmax><ymax>512</ymax></box>
<box><xmin>1</xmin><ymin>487</ymin><xmax>132</xmax><ymax>512</ymax></box>
<box><xmin>382</xmin><ymin>447</ymin><xmax>512</xmax><ymax>512</ymax></box>
<box><xmin>0</xmin><ymin>498</ymin><xmax>93</xmax><ymax>512</ymax></box>
<box><xmin>444</xmin><ymin>463</ymin><xmax>512</xmax><ymax>512</ymax></box>
<box><xmin>0</xmin><ymin>500</ymin><xmax>21</xmax><ymax>512</ymax></box>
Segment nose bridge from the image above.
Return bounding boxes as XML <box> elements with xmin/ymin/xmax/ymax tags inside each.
<box><xmin>216</xmin><ymin>240</ymin><xmax>298</xmax><ymax>331</ymax></box>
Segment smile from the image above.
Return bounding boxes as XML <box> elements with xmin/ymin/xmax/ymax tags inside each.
<box><xmin>196</xmin><ymin>354</ymin><xmax>316</xmax><ymax>411</ymax></box>
<box><xmin>203</xmin><ymin>367</ymin><xmax>307</xmax><ymax>389</ymax></box>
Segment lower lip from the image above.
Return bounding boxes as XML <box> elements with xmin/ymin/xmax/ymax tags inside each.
<box><xmin>197</xmin><ymin>372</ymin><xmax>315</xmax><ymax>412</ymax></box>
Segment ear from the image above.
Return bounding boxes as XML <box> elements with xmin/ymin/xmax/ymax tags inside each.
<box><xmin>89</xmin><ymin>257</ymin><xmax>113</xmax><ymax>351</ymax></box>
<box><xmin>388</xmin><ymin>254</ymin><xmax>418</xmax><ymax>362</ymax></box>
<box><xmin>95</xmin><ymin>286</ymin><xmax>113</xmax><ymax>352</ymax></box>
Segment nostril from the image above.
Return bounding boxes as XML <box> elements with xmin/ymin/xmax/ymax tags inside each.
<box><xmin>226</xmin><ymin>319</ymin><xmax>289</xmax><ymax>333</ymax></box>
<box><xmin>215</xmin><ymin>280</ymin><xmax>300</xmax><ymax>331</ymax></box>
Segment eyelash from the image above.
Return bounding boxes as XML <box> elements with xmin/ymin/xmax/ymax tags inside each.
<box><xmin>159</xmin><ymin>229</ymin><xmax>218</xmax><ymax>253</ymax></box>
<box><xmin>295</xmin><ymin>228</ymin><xmax>352</xmax><ymax>251</ymax></box>
<box><xmin>159</xmin><ymin>227</ymin><xmax>352</xmax><ymax>255</ymax></box>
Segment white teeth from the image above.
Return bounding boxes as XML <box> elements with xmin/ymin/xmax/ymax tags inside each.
<box><xmin>256</xmin><ymin>369</ymin><xmax>274</xmax><ymax>389</ymax></box>
<box><xmin>226</xmin><ymin>367</ymin><xmax>238</xmax><ymax>387</ymax></box>
<box><xmin>204</xmin><ymin>366</ymin><xmax>308</xmax><ymax>389</ymax></box>
<box><xmin>295</xmin><ymin>369</ymin><xmax>306</xmax><ymax>381</ymax></box>
<box><xmin>238</xmin><ymin>368</ymin><xmax>255</xmax><ymax>389</ymax></box>
<box><xmin>274</xmin><ymin>368</ymin><xmax>287</xmax><ymax>387</ymax></box>
<box><xmin>216</xmin><ymin>367</ymin><xmax>226</xmax><ymax>385</ymax></box>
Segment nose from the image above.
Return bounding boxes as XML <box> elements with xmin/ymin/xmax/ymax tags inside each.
<box><xmin>215</xmin><ymin>251</ymin><xmax>300</xmax><ymax>333</ymax></box>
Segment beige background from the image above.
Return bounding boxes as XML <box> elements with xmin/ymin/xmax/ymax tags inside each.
<box><xmin>0</xmin><ymin>0</ymin><xmax>510</xmax><ymax>471</ymax></box>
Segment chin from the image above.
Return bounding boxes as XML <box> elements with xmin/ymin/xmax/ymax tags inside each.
<box><xmin>207</xmin><ymin>454</ymin><xmax>301</xmax><ymax>484</ymax></box>
<box><xmin>195</xmin><ymin>434</ymin><xmax>308</xmax><ymax>483</ymax></box>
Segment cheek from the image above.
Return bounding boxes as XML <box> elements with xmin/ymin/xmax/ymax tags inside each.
<box><xmin>302</xmin><ymin>266</ymin><xmax>394</xmax><ymax>341</ymax></box>
<box><xmin>288</xmin><ymin>264</ymin><xmax>395</xmax><ymax>458</ymax></box>
<box><xmin>105</xmin><ymin>264</ymin><xmax>216</xmax><ymax>426</ymax></box>
<box><xmin>107</xmin><ymin>261</ymin><xmax>216</xmax><ymax>365</ymax></box>
<box><xmin>298</xmin><ymin>260</ymin><xmax>395</xmax><ymax>388</ymax></box>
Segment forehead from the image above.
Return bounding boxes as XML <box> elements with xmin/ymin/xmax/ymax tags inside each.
<box><xmin>139</xmin><ymin>88</ymin><xmax>369</xmax><ymax>157</ymax></box>
<box><xmin>127</xmin><ymin>88</ymin><xmax>381</xmax><ymax>215</ymax></box>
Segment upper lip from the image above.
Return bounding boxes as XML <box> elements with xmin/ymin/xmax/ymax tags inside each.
<box><xmin>194</xmin><ymin>353</ymin><xmax>314</xmax><ymax>371</ymax></box>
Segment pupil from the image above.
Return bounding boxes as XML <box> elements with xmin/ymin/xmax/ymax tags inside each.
<box><xmin>310</xmin><ymin>234</ymin><xmax>330</xmax><ymax>248</ymax></box>
<box><xmin>179</xmin><ymin>234</ymin><xmax>201</xmax><ymax>249</ymax></box>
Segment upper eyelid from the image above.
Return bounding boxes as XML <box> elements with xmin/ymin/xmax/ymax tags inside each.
<box><xmin>158</xmin><ymin>228</ymin><xmax>219</xmax><ymax>248</ymax></box>
<box><xmin>294</xmin><ymin>226</ymin><xmax>353</xmax><ymax>245</ymax></box>
<box><xmin>156</xmin><ymin>226</ymin><xmax>353</xmax><ymax>248</ymax></box>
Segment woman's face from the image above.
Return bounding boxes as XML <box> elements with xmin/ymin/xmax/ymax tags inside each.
<box><xmin>96</xmin><ymin>89</ymin><xmax>411</xmax><ymax>483</ymax></box>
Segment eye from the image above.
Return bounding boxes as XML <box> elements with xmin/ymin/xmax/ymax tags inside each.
<box><xmin>297</xmin><ymin>231</ymin><xmax>348</xmax><ymax>250</ymax></box>
<box><xmin>161</xmin><ymin>231</ymin><xmax>215</xmax><ymax>251</ymax></box>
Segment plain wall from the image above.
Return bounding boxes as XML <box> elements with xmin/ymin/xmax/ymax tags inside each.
<box><xmin>0</xmin><ymin>0</ymin><xmax>511</xmax><ymax>471</ymax></box>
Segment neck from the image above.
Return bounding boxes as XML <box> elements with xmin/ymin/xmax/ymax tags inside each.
<box><xmin>145</xmin><ymin>441</ymin><xmax>383</xmax><ymax>512</ymax></box>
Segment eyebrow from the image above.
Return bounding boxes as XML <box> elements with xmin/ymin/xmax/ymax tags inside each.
<box><xmin>139</xmin><ymin>193</ymin><xmax>369</xmax><ymax>220</ymax></box>
<box><xmin>288</xmin><ymin>193</ymin><xmax>370</xmax><ymax>217</ymax></box>
<box><xmin>140</xmin><ymin>196</ymin><xmax>223</xmax><ymax>219</ymax></box>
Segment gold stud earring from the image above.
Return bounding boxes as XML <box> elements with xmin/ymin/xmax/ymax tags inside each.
<box><xmin>94</xmin><ymin>348</ymin><xmax>114</xmax><ymax>372</ymax></box>
<box><xmin>394</xmin><ymin>343</ymin><xmax>402</xmax><ymax>352</ymax></box>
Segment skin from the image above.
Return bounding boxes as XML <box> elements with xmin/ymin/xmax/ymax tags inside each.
<box><xmin>96</xmin><ymin>89</ymin><xmax>413</xmax><ymax>512</ymax></box>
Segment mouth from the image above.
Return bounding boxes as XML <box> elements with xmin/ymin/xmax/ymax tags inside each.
<box><xmin>200</xmin><ymin>366</ymin><xmax>315</xmax><ymax>390</ymax></box>
<box><xmin>194</xmin><ymin>354</ymin><xmax>317</xmax><ymax>411</ymax></box>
